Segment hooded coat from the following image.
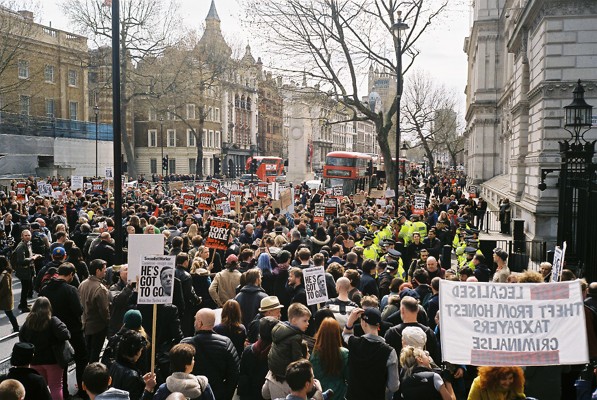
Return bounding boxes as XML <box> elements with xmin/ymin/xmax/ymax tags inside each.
<box><xmin>153</xmin><ymin>372</ymin><xmax>215</xmax><ymax>400</ymax></box>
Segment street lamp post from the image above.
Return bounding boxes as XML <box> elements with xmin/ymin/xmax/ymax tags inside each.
<box><xmin>391</xmin><ymin>12</ymin><xmax>409</xmax><ymax>216</ymax></box>
<box><xmin>94</xmin><ymin>104</ymin><xmax>99</xmax><ymax>177</ymax></box>
<box><xmin>160</xmin><ymin>116</ymin><xmax>164</xmax><ymax>178</ymax></box>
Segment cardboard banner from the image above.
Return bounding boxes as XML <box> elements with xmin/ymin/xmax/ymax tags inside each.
<box><xmin>257</xmin><ymin>182</ymin><xmax>269</xmax><ymax>198</ymax></box>
<box><xmin>280</xmin><ymin>188</ymin><xmax>293</xmax><ymax>210</ymax></box>
<box><xmin>385</xmin><ymin>189</ymin><xmax>395</xmax><ymax>198</ymax></box>
<box><xmin>412</xmin><ymin>194</ymin><xmax>426</xmax><ymax>215</ymax></box>
<box><xmin>169</xmin><ymin>181</ymin><xmax>184</xmax><ymax>191</ymax></box>
<box><xmin>92</xmin><ymin>179</ymin><xmax>104</xmax><ymax>194</ymax></box>
<box><xmin>182</xmin><ymin>193</ymin><xmax>196</xmax><ymax>210</ymax></box>
<box><xmin>332</xmin><ymin>185</ymin><xmax>343</xmax><ymax>197</ymax></box>
<box><xmin>137</xmin><ymin>255</ymin><xmax>175</xmax><ymax>304</ymax></box>
<box><xmin>369</xmin><ymin>189</ymin><xmax>385</xmax><ymax>199</ymax></box>
<box><xmin>220</xmin><ymin>201</ymin><xmax>231</xmax><ymax>215</ymax></box>
<box><xmin>127</xmin><ymin>234</ymin><xmax>166</xmax><ymax>283</ymax></box>
<box><xmin>375</xmin><ymin>198</ymin><xmax>387</xmax><ymax>207</ymax></box>
<box><xmin>352</xmin><ymin>194</ymin><xmax>366</xmax><ymax>206</ymax></box>
<box><xmin>16</xmin><ymin>182</ymin><xmax>26</xmax><ymax>201</ymax></box>
<box><xmin>303</xmin><ymin>266</ymin><xmax>329</xmax><ymax>305</ymax></box>
<box><xmin>323</xmin><ymin>198</ymin><xmax>338</xmax><ymax>218</ymax></box>
<box><xmin>71</xmin><ymin>176</ymin><xmax>83</xmax><ymax>190</ymax></box>
<box><xmin>205</xmin><ymin>218</ymin><xmax>233</xmax><ymax>250</ymax></box>
<box><xmin>551</xmin><ymin>242</ymin><xmax>567</xmax><ymax>283</ymax></box>
<box><xmin>439</xmin><ymin>280</ymin><xmax>588</xmax><ymax>366</ymax></box>
<box><xmin>197</xmin><ymin>192</ymin><xmax>212</xmax><ymax>211</ymax></box>
<box><xmin>313</xmin><ymin>203</ymin><xmax>325</xmax><ymax>223</ymax></box>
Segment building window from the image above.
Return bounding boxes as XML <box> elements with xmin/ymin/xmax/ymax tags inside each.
<box><xmin>209</xmin><ymin>130</ymin><xmax>214</xmax><ymax>148</ymax></box>
<box><xmin>186</xmin><ymin>104</ymin><xmax>196</xmax><ymax>120</ymax></box>
<box><xmin>202</xmin><ymin>129</ymin><xmax>207</xmax><ymax>147</ymax></box>
<box><xmin>148</xmin><ymin>129</ymin><xmax>157</xmax><ymax>147</ymax></box>
<box><xmin>68</xmin><ymin>70</ymin><xmax>78</xmax><ymax>86</ymax></box>
<box><xmin>20</xmin><ymin>95</ymin><xmax>30</xmax><ymax>115</ymax></box>
<box><xmin>215</xmin><ymin>107</ymin><xmax>220</xmax><ymax>122</ymax></box>
<box><xmin>44</xmin><ymin>65</ymin><xmax>54</xmax><ymax>83</ymax></box>
<box><xmin>18</xmin><ymin>60</ymin><xmax>29</xmax><ymax>79</ymax></box>
<box><xmin>207</xmin><ymin>107</ymin><xmax>213</xmax><ymax>121</ymax></box>
<box><xmin>203</xmin><ymin>157</ymin><xmax>207</xmax><ymax>175</ymax></box>
<box><xmin>45</xmin><ymin>99</ymin><xmax>55</xmax><ymax>118</ymax></box>
<box><xmin>167</xmin><ymin>105</ymin><xmax>175</xmax><ymax>120</ymax></box>
<box><xmin>169</xmin><ymin>158</ymin><xmax>176</xmax><ymax>174</ymax></box>
<box><xmin>150</xmin><ymin>158</ymin><xmax>157</xmax><ymax>174</ymax></box>
<box><xmin>148</xmin><ymin>108</ymin><xmax>157</xmax><ymax>121</ymax></box>
<box><xmin>189</xmin><ymin>158</ymin><xmax>196</xmax><ymax>174</ymax></box>
<box><xmin>187</xmin><ymin>129</ymin><xmax>196</xmax><ymax>147</ymax></box>
<box><xmin>215</xmin><ymin>131</ymin><xmax>221</xmax><ymax>148</ymax></box>
<box><xmin>69</xmin><ymin>101</ymin><xmax>78</xmax><ymax>120</ymax></box>
<box><xmin>167</xmin><ymin>129</ymin><xmax>176</xmax><ymax>147</ymax></box>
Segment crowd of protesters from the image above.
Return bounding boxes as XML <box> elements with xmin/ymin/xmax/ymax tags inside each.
<box><xmin>0</xmin><ymin>169</ymin><xmax>592</xmax><ymax>400</ymax></box>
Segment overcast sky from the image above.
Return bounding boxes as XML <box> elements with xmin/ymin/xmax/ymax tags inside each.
<box><xmin>38</xmin><ymin>0</ymin><xmax>471</xmax><ymax>113</ymax></box>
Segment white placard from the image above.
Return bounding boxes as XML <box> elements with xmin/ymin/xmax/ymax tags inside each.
<box><xmin>105</xmin><ymin>166</ymin><xmax>114</xmax><ymax>180</ymax></box>
<box><xmin>71</xmin><ymin>176</ymin><xmax>84</xmax><ymax>190</ymax></box>
<box><xmin>551</xmin><ymin>242</ymin><xmax>567</xmax><ymax>283</ymax></box>
<box><xmin>439</xmin><ymin>280</ymin><xmax>588</xmax><ymax>366</ymax></box>
<box><xmin>303</xmin><ymin>266</ymin><xmax>328</xmax><ymax>306</ymax></box>
<box><xmin>137</xmin><ymin>255</ymin><xmax>175</xmax><ymax>304</ymax></box>
<box><xmin>221</xmin><ymin>201</ymin><xmax>231</xmax><ymax>215</ymax></box>
<box><xmin>127</xmin><ymin>234</ymin><xmax>165</xmax><ymax>283</ymax></box>
<box><xmin>38</xmin><ymin>183</ymin><xmax>53</xmax><ymax>197</ymax></box>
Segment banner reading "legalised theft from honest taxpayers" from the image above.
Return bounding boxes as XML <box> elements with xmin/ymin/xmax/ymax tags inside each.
<box><xmin>439</xmin><ymin>280</ymin><xmax>588</xmax><ymax>366</ymax></box>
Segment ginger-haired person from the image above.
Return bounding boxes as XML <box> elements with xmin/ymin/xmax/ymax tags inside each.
<box><xmin>468</xmin><ymin>366</ymin><xmax>525</xmax><ymax>400</ymax></box>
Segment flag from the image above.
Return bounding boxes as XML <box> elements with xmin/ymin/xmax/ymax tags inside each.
<box><xmin>152</xmin><ymin>205</ymin><xmax>159</xmax><ymax>217</ymax></box>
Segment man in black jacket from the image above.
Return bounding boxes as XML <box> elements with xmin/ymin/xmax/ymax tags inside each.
<box><xmin>182</xmin><ymin>308</ymin><xmax>239</xmax><ymax>400</ymax></box>
<box><xmin>39</xmin><ymin>263</ymin><xmax>88</xmax><ymax>399</ymax></box>
<box><xmin>13</xmin><ymin>229</ymin><xmax>41</xmax><ymax>312</ymax></box>
<box><xmin>174</xmin><ymin>253</ymin><xmax>202</xmax><ymax>337</ymax></box>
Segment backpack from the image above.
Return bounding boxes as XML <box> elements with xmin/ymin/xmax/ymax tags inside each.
<box><xmin>31</xmin><ymin>232</ymin><xmax>48</xmax><ymax>256</ymax></box>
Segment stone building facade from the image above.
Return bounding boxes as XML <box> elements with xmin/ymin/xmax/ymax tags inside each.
<box><xmin>463</xmin><ymin>0</ymin><xmax>597</xmax><ymax>242</ymax></box>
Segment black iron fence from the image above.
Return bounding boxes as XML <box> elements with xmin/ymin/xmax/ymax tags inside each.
<box><xmin>478</xmin><ymin>238</ymin><xmax>556</xmax><ymax>273</ymax></box>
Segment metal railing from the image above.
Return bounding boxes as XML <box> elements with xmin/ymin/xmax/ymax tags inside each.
<box><xmin>482</xmin><ymin>239</ymin><xmax>556</xmax><ymax>272</ymax></box>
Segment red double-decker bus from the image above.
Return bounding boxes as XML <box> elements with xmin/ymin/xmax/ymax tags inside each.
<box><xmin>323</xmin><ymin>151</ymin><xmax>372</xmax><ymax>195</ymax></box>
<box><xmin>245</xmin><ymin>156</ymin><xmax>284</xmax><ymax>182</ymax></box>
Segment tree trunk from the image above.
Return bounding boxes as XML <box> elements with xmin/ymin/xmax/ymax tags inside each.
<box><xmin>119</xmin><ymin>47</ymin><xmax>137</xmax><ymax>178</ymax></box>
<box><xmin>376</xmin><ymin>120</ymin><xmax>397</xmax><ymax>191</ymax></box>
<box><xmin>195</xmin><ymin>118</ymin><xmax>204</xmax><ymax>179</ymax></box>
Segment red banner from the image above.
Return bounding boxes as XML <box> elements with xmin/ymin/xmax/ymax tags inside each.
<box><xmin>16</xmin><ymin>182</ymin><xmax>26</xmax><ymax>201</ymax></box>
<box><xmin>257</xmin><ymin>183</ymin><xmax>268</xmax><ymax>198</ymax></box>
<box><xmin>197</xmin><ymin>192</ymin><xmax>213</xmax><ymax>211</ymax></box>
<box><xmin>92</xmin><ymin>179</ymin><xmax>104</xmax><ymax>194</ymax></box>
<box><xmin>205</xmin><ymin>218</ymin><xmax>232</xmax><ymax>250</ymax></box>
<box><xmin>182</xmin><ymin>193</ymin><xmax>195</xmax><ymax>210</ymax></box>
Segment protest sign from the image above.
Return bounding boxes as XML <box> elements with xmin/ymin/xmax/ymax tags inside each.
<box><xmin>323</xmin><ymin>198</ymin><xmax>337</xmax><ymax>218</ymax></box>
<box><xmin>197</xmin><ymin>192</ymin><xmax>212</xmax><ymax>211</ymax></box>
<box><xmin>182</xmin><ymin>193</ymin><xmax>196</xmax><ymax>210</ymax></box>
<box><xmin>257</xmin><ymin>182</ymin><xmax>269</xmax><ymax>198</ymax></box>
<box><xmin>375</xmin><ymin>198</ymin><xmax>387</xmax><ymax>207</ymax></box>
<box><xmin>92</xmin><ymin>179</ymin><xmax>104</xmax><ymax>194</ymax></box>
<box><xmin>214</xmin><ymin>198</ymin><xmax>225</xmax><ymax>216</ymax></box>
<box><xmin>353</xmin><ymin>194</ymin><xmax>366</xmax><ymax>206</ymax></box>
<box><xmin>412</xmin><ymin>194</ymin><xmax>426</xmax><ymax>215</ymax></box>
<box><xmin>205</xmin><ymin>218</ymin><xmax>232</xmax><ymax>250</ymax></box>
<box><xmin>127</xmin><ymin>234</ymin><xmax>165</xmax><ymax>283</ymax></box>
<box><xmin>51</xmin><ymin>180</ymin><xmax>59</xmax><ymax>191</ymax></box>
<box><xmin>313</xmin><ymin>203</ymin><xmax>325</xmax><ymax>223</ymax></box>
<box><xmin>105</xmin><ymin>166</ymin><xmax>114</xmax><ymax>180</ymax></box>
<box><xmin>37</xmin><ymin>183</ymin><xmax>53</xmax><ymax>197</ymax></box>
<box><xmin>551</xmin><ymin>242</ymin><xmax>567</xmax><ymax>283</ymax></box>
<box><xmin>169</xmin><ymin>181</ymin><xmax>184</xmax><ymax>191</ymax></box>
<box><xmin>234</xmin><ymin>196</ymin><xmax>241</xmax><ymax>215</ymax></box>
<box><xmin>468</xmin><ymin>185</ymin><xmax>478</xmax><ymax>198</ymax></box>
<box><xmin>83</xmin><ymin>182</ymin><xmax>92</xmax><ymax>192</ymax></box>
<box><xmin>71</xmin><ymin>176</ymin><xmax>83</xmax><ymax>190</ymax></box>
<box><xmin>137</xmin><ymin>255</ymin><xmax>175</xmax><ymax>304</ymax></box>
<box><xmin>303</xmin><ymin>266</ymin><xmax>329</xmax><ymax>306</ymax></box>
<box><xmin>220</xmin><ymin>201</ymin><xmax>231</xmax><ymax>215</ymax></box>
<box><xmin>385</xmin><ymin>189</ymin><xmax>395</xmax><ymax>198</ymax></box>
<box><xmin>332</xmin><ymin>186</ymin><xmax>343</xmax><ymax>197</ymax></box>
<box><xmin>439</xmin><ymin>280</ymin><xmax>588</xmax><ymax>366</ymax></box>
<box><xmin>269</xmin><ymin>182</ymin><xmax>280</xmax><ymax>200</ymax></box>
<box><xmin>280</xmin><ymin>188</ymin><xmax>293</xmax><ymax>210</ymax></box>
<box><xmin>369</xmin><ymin>189</ymin><xmax>385</xmax><ymax>199</ymax></box>
<box><xmin>16</xmin><ymin>182</ymin><xmax>26</xmax><ymax>201</ymax></box>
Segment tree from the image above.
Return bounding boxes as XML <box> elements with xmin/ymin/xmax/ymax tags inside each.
<box><xmin>60</xmin><ymin>0</ymin><xmax>180</xmax><ymax>178</ymax></box>
<box><xmin>0</xmin><ymin>1</ymin><xmax>39</xmax><ymax>111</ymax></box>
<box><xmin>140</xmin><ymin>30</ymin><xmax>232</xmax><ymax>178</ymax></box>
<box><xmin>244</xmin><ymin>0</ymin><xmax>452</xmax><ymax>190</ymax></box>
<box><xmin>401</xmin><ymin>70</ymin><xmax>460</xmax><ymax>172</ymax></box>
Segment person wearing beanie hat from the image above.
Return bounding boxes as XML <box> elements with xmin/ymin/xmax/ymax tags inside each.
<box><xmin>3</xmin><ymin>343</ymin><xmax>52</xmax><ymax>400</ymax></box>
<box><xmin>123</xmin><ymin>309</ymin><xmax>143</xmax><ymax>330</ymax></box>
<box><xmin>342</xmin><ymin>307</ymin><xmax>399</xmax><ymax>399</ymax></box>
<box><xmin>100</xmin><ymin>310</ymin><xmax>149</xmax><ymax>372</ymax></box>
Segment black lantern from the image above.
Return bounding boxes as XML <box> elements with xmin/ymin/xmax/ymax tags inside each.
<box><xmin>564</xmin><ymin>80</ymin><xmax>593</xmax><ymax>142</ymax></box>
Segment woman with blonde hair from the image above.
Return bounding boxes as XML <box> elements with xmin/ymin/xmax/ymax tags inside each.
<box><xmin>190</xmin><ymin>258</ymin><xmax>216</xmax><ymax>309</ymax></box>
<box><xmin>399</xmin><ymin>346</ymin><xmax>455</xmax><ymax>400</ymax></box>
<box><xmin>468</xmin><ymin>366</ymin><xmax>525</xmax><ymax>400</ymax></box>
<box><xmin>187</xmin><ymin>223</ymin><xmax>198</xmax><ymax>240</ymax></box>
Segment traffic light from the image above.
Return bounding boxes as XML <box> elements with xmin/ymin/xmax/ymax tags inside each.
<box><xmin>162</xmin><ymin>156</ymin><xmax>168</xmax><ymax>171</ymax></box>
<box><xmin>250</xmin><ymin>159</ymin><xmax>257</xmax><ymax>174</ymax></box>
<box><xmin>214</xmin><ymin>156</ymin><xmax>221</xmax><ymax>174</ymax></box>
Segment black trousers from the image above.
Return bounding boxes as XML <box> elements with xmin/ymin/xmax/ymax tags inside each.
<box><xmin>63</xmin><ymin>329</ymin><xmax>88</xmax><ymax>395</ymax></box>
<box><xmin>19</xmin><ymin>279</ymin><xmax>32</xmax><ymax>309</ymax></box>
<box><xmin>85</xmin><ymin>328</ymin><xmax>107</xmax><ymax>363</ymax></box>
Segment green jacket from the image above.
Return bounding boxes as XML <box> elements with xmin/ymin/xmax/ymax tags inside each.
<box><xmin>267</xmin><ymin>322</ymin><xmax>304</xmax><ymax>378</ymax></box>
<box><xmin>310</xmin><ymin>347</ymin><xmax>349</xmax><ymax>400</ymax></box>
